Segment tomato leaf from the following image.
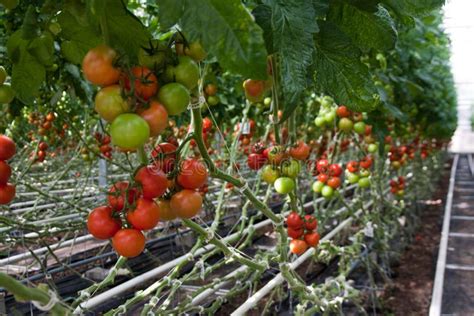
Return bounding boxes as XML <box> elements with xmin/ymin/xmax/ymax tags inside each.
<box><xmin>6</xmin><ymin>31</ymin><xmax>46</xmax><ymax>104</ymax></box>
<box><xmin>327</xmin><ymin>2</ymin><xmax>397</xmax><ymax>52</ymax></box>
<box><xmin>382</xmin><ymin>0</ymin><xmax>445</xmax><ymax>17</ymax></box>
<box><xmin>59</xmin><ymin>0</ymin><xmax>150</xmax><ymax>64</ymax></box>
<box><xmin>312</xmin><ymin>21</ymin><xmax>380</xmax><ymax>112</ymax></box>
<box><xmin>157</xmin><ymin>0</ymin><xmax>185</xmax><ymax>29</ymax></box>
<box><xmin>158</xmin><ymin>0</ymin><xmax>268</xmax><ymax>80</ymax></box>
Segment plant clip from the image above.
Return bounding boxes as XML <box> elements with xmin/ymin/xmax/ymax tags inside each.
<box><xmin>188</xmin><ymin>96</ymin><xmax>206</xmax><ymax>110</ymax></box>
<box><xmin>238</xmin><ymin>181</ymin><xmax>249</xmax><ymax>194</ymax></box>
<box><xmin>31</xmin><ymin>289</ymin><xmax>59</xmax><ymax>312</ymax></box>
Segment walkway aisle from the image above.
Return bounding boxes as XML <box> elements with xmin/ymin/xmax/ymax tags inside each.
<box><xmin>430</xmin><ymin>154</ymin><xmax>474</xmax><ymax>315</ymax></box>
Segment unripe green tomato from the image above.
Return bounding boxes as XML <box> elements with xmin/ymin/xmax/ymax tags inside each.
<box><xmin>207</xmin><ymin>95</ymin><xmax>220</xmax><ymax>106</ymax></box>
<box><xmin>0</xmin><ymin>84</ymin><xmax>15</xmax><ymax>104</ymax></box>
<box><xmin>353</xmin><ymin>121</ymin><xmax>366</xmax><ymax>135</ymax></box>
<box><xmin>314</xmin><ymin>116</ymin><xmax>325</xmax><ymax>127</ymax></box>
<box><xmin>368</xmin><ymin>143</ymin><xmax>378</xmax><ymax>153</ymax></box>
<box><xmin>358</xmin><ymin>177</ymin><xmax>371</xmax><ymax>188</ymax></box>
<box><xmin>282</xmin><ymin>160</ymin><xmax>301</xmax><ymax>178</ymax></box>
<box><xmin>359</xmin><ymin>169</ymin><xmax>370</xmax><ymax>177</ymax></box>
<box><xmin>320</xmin><ymin>96</ymin><xmax>333</xmax><ymax>108</ymax></box>
<box><xmin>48</xmin><ymin>22</ymin><xmax>61</xmax><ymax>35</ymax></box>
<box><xmin>346</xmin><ymin>172</ymin><xmax>360</xmax><ymax>184</ymax></box>
<box><xmin>391</xmin><ymin>161</ymin><xmax>401</xmax><ymax>169</ymax></box>
<box><xmin>324</xmin><ymin>109</ymin><xmax>336</xmax><ymax>123</ymax></box>
<box><xmin>312</xmin><ymin>180</ymin><xmax>324</xmax><ymax>193</ymax></box>
<box><xmin>384</xmin><ymin>144</ymin><xmax>391</xmax><ymax>152</ymax></box>
<box><xmin>0</xmin><ymin>66</ymin><xmax>7</xmax><ymax>85</ymax></box>
<box><xmin>261</xmin><ymin>165</ymin><xmax>279</xmax><ymax>184</ymax></box>
<box><xmin>274</xmin><ymin>177</ymin><xmax>295</xmax><ymax>194</ymax></box>
<box><xmin>264</xmin><ymin>97</ymin><xmax>272</xmax><ymax>107</ymax></box>
<box><xmin>338</xmin><ymin>117</ymin><xmax>353</xmax><ymax>133</ymax></box>
<box><xmin>397</xmin><ymin>190</ymin><xmax>404</xmax><ymax>197</ymax></box>
<box><xmin>321</xmin><ymin>185</ymin><xmax>334</xmax><ymax>198</ymax></box>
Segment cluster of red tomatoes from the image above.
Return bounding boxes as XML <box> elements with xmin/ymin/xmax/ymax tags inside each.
<box><xmin>312</xmin><ymin>159</ymin><xmax>343</xmax><ymax>198</ymax></box>
<box><xmin>245</xmin><ymin>141</ymin><xmax>311</xmax><ymax>195</ymax></box>
<box><xmin>345</xmin><ymin>156</ymin><xmax>373</xmax><ymax>188</ymax></box>
<box><xmin>390</xmin><ymin>176</ymin><xmax>406</xmax><ymax>197</ymax></box>
<box><xmin>94</xmin><ymin>133</ymin><xmax>113</xmax><ymax>160</ymax></box>
<box><xmin>0</xmin><ymin>135</ymin><xmax>16</xmax><ymax>205</ymax></box>
<box><xmin>88</xmin><ymin>154</ymin><xmax>208</xmax><ymax>257</ymax></box>
<box><xmin>286</xmin><ymin>211</ymin><xmax>320</xmax><ymax>255</ymax></box>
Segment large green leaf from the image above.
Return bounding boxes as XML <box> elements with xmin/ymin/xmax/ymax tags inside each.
<box><xmin>382</xmin><ymin>0</ymin><xmax>445</xmax><ymax>17</ymax></box>
<box><xmin>264</xmin><ymin>0</ymin><xmax>318</xmax><ymax>107</ymax></box>
<box><xmin>157</xmin><ymin>0</ymin><xmax>184</xmax><ymax>29</ymax></box>
<box><xmin>312</xmin><ymin>21</ymin><xmax>380</xmax><ymax>112</ymax></box>
<box><xmin>327</xmin><ymin>2</ymin><xmax>397</xmax><ymax>52</ymax></box>
<box><xmin>7</xmin><ymin>31</ymin><xmax>46</xmax><ymax>104</ymax></box>
<box><xmin>157</xmin><ymin>0</ymin><xmax>268</xmax><ymax>79</ymax></box>
<box><xmin>58</xmin><ymin>0</ymin><xmax>150</xmax><ymax>64</ymax></box>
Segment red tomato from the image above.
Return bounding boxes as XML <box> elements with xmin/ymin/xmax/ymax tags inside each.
<box><xmin>267</xmin><ymin>146</ymin><xmax>286</xmax><ymax>165</ymax></box>
<box><xmin>39</xmin><ymin>142</ymin><xmax>48</xmax><ymax>151</ymax></box>
<box><xmin>286</xmin><ymin>212</ymin><xmax>303</xmax><ymax>229</ymax></box>
<box><xmin>124</xmin><ymin>66</ymin><xmax>158</xmax><ymax>100</ymax></box>
<box><xmin>138</xmin><ymin>101</ymin><xmax>168</xmax><ymax>137</ymax></box>
<box><xmin>0</xmin><ymin>161</ymin><xmax>12</xmax><ymax>184</ymax></box>
<box><xmin>170</xmin><ymin>190</ymin><xmax>203</xmax><ymax>219</ymax></box>
<box><xmin>365</xmin><ymin>125</ymin><xmax>372</xmax><ymax>135</ymax></box>
<box><xmin>336</xmin><ymin>105</ymin><xmax>351</xmax><ymax>118</ymax></box>
<box><xmin>0</xmin><ymin>135</ymin><xmax>16</xmax><ymax>160</ymax></box>
<box><xmin>289</xmin><ymin>141</ymin><xmax>310</xmax><ymax>161</ymax></box>
<box><xmin>316</xmin><ymin>159</ymin><xmax>329</xmax><ymax>174</ymax></box>
<box><xmin>289</xmin><ymin>239</ymin><xmax>308</xmax><ymax>255</ymax></box>
<box><xmin>202</xmin><ymin>117</ymin><xmax>213</xmax><ymax>133</ymax></box>
<box><xmin>108</xmin><ymin>181</ymin><xmax>139</xmax><ymax>211</ymax></box>
<box><xmin>304</xmin><ymin>215</ymin><xmax>318</xmax><ymax>231</ymax></box>
<box><xmin>112</xmin><ymin>229</ymin><xmax>145</xmax><ymax>258</ymax></box>
<box><xmin>247</xmin><ymin>153</ymin><xmax>267</xmax><ymax>170</ymax></box>
<box><xmin>317</xmin><ymin>173</ymin><xmax>329</xmax><ymax>184</ymax></box>
<box><xmin>127</xmin><ymin>198</ymin><xmax>160</xmax><ymax>230</ymax></box>
<box><xmin>346</xmin><ymin>161</ymin><xmax>359</xmax><ymax>173</ymax></box>
<box><xmin>177</xmin><ymin>159</ymin><xmax>208</xmax><ymax>190</ymax></box>
<box><xmin>82</xmin><ymin>45</ymin><xmax>121</xmax><ymax>86</ymax></box>
<box><xmin>328</xmin><ymin>164</ymin><xmax>342</xmax><ymax>177</ymax></box>
<box><xmin>360</xmin><ymin>156</ymin><xmax>373</xmax><ymax>169</ymax></box>
<box><xmin>157</xmin><ymin>199</ymin><xmax>177</xmax><ymax>221</ymax></box>
<box><xmin>304</xmin><ymin>232</ymin><xmax>320</xmax><ymax>247</ymax></box>
<box><xmin>327</xmin><ymin>177</ymin><xmax>341</xmax><ymax>189</ymax></box>
<box><xmin>87</xmin><ymin>206</ymin><xmax>121</xmax><ymax>239</ymax></box>
<box><xmin>287</xmin><ymin>226</ymin><xmax>304</xmax><ymax>239</ymax></box>
<box><xmin>135</xmin><ymin>165</ymin><xmax>168</xmax><ymax>199</ymax></box>
<box><xmin>151</xmin><ymin>142</ymin><xmax>177</xmax><ymax>173</ymax></box>
<box><xmin>0</xmin><ymin>183</ymin><xmax>15</xmax><ymax>204</ymax></box>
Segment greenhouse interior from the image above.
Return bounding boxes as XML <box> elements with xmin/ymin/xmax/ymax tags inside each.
<box><xmin>0</xmin><ymin>0</ymin><xmax>474</xmax><ymax>315</ymax></box>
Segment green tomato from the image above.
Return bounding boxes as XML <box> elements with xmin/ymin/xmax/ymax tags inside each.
<box><xmin>358</xmin><ymin>177</ymin><xmax>371</xmax><ymax>188</ymax></box>
<box><xmin>312</xmin><ymin>180</ymin><xmax>324</xmax><ymax>193</ymax></box>
<box><xmin>207</xmin><ymin>95</ymin><xmax>220</xmax><ymax>106</ymax></box>
<box><xmin>0</xmin><ymin>66</ymin><xmax>7</xmax><ymax>85</ymax></box>
<box><xmin>138</xmin><ymin>40</ymin><xmax>169</xmax><ymax>70</ymax></box>
<box><xmin>368</xmin><ymin>143</ymin><xmax>378</xmax><ymax>153</ymax></box>
<box><xmin>110</xmin><ymin>114</ymin><xmax>150</xmax><ymax>150</ymax></box>
<box><xmin>165</xmin><ymin>56</ymin><xmax>199</xmax><ymax>90</ymax></box>
<box><xmin>320</xmin><ymin>96</ymin><xmax>333</xmax><ymax>108</ymax></box>
<box><xmin>0</xmin><ymin>84</ymin><xmax>15</xmax><ymax>104</ymax></box>
<box><xmin>338</xmin><ymin>118</ymin><xmax>353</xmax><ymax>133</ymax></box>
<box><xmin>48</xmin><ymin>22</ymin><xmax>62</xmax><ymax>35</ymax></box>
<box><xmin>314</xmin><ymin>116</ymin><xmax>326</xmax><ymax>127</ymax></box>
<box><xmin>353</xmin><ymin>121</ymin><xmax>366</xmax><ymax>135</ymax></box>
<box><xmin>324</xmin><ymin>109</ymin><xmax>336</xmax><ymax>123</ymax></box>
<box><xmin>346</xmin><ymin>172</ymin><xmax>360</xmax><ymax>184</ymax></box>
<box><xmin>184</xmin><ymin>42</ymin><xmax>207</xmax><ymax>62</ymax></box>
<box><xmin>158</xmin><ymin>83</ymin><xmax>190</xmax><ymax>116</ymax></box>
<box><xmin>94</xmin><ymin>85</ymin><xmax>130</xmax><ymax>122</ymax></box>
<box><xmin>263</xmin><ymin>97</ymin><xmax>272</xmax><ymax>107</ymax></box>
<box><xmin>261</xmin><ymin>165</ymin><xmax>279</xmax><ymax>184</ymax></box>
<box><xmin>321</xmin><ymin>185</ymin><xmax>334</xmax><ymax>198</ymax></box>
<box><xmin>274</xmin><ymin>177</ymin><xmax>295</xmax><ymax>194</ymax></box>
<box><xmin>282</xmin><ymin>160</ymin><xmax>301</xmax><ymax>178</ymax></box>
